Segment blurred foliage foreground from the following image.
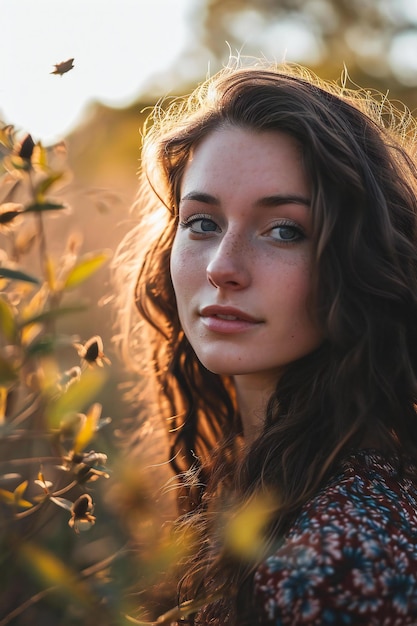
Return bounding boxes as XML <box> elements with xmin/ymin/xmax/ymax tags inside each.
<box><xmin>0</xmin><ymin>124</ymin><xmax>277</xmax><ymax>625</ymax></box>
<box><xmin>0</xmin><ymin>124</ymin><xmax>192</xmax><ymax>626</ymax></box>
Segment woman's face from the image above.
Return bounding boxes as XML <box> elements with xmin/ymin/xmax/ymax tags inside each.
<box><xmin>170</xmin><ymin>127</ymin><xmax>322</xmax><ymax>387</ymax></box>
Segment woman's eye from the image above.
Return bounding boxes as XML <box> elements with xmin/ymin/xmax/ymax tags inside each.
<box><xmin>180</xmin><ymin>216</ymin><xmax>220</xmax><ymax>234</ymax></box>
<box><xmin>269</xmin><ymin>223</ymin><xmax>305</xmax><ymax>242</ymax></box>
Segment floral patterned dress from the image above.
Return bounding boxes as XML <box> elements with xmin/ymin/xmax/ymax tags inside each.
<box><xmin>253</xmin><ymin>450</ymin><xmax>417</xmax><ymax>625</ymax></box>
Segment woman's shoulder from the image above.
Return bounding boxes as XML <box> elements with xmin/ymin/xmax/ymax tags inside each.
<box><xmin>253</xmin><ymin>449</ymin><xmax>417</xmax><ymax>625</ymax></box>
<box><xmin>296</xmin><ymin>448</ymin><xmax>417</xmax><ymax>533</ymax></box>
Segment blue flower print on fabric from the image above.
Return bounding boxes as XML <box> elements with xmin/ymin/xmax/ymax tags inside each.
<box><xmin>253</xmin><ymin>450</ymin><xmax>417</xmax><ymax>625</ymax></box>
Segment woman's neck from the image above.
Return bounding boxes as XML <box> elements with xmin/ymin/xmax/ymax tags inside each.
<box><xmin>233</xmin><ymin>373</ymin><xmax>277</xmax><ymax>444</ymax></box>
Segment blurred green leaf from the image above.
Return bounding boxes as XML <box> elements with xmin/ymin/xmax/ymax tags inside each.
<box><xmin>35</xmin><ymin>171</ymin><xmax>65</xmax><ymax>200</ymax></box>
<box><xmin>73</xmin><ymin>403</ymin><xmax>102</xmax><ymax>454</ymax></box>
<box><xmin>0</xmin><ymin>356</ymin><xmax>18</xmax><ymax>384</ymax></box>
<box><xmin>46</xmin><ymin>369</ymin><xmax>106</xmax><ymax>428</ymax></box>
<box><xmin>24</xmin><ymin>333</ymin><xmax>77</xmax><ymax>357</ymax></box>
<box><xmin>0</xmin><ymin>297</ymin><xmax>17</xmax><ymax>340</ymax></box>
<box><xmin>20</xmin><ymin>541</ymin><xmax>91</xmax><ymax>604</ymax></box>
<box><xmin>63</xmin><ymin>250</ymin><xmax>111</xmax><ymax>290</ymax></box>
<box><xmin>25</xmin><ymin>335</ymin><xmax>56</xmax><ymax>357</ymax></box>
<box><xmin>24</xmin><ymin>201</ymin><xmax>66</xmax><ymax>213</ymax></box>
<box><xmin>0</xmin><ymin>266</ymin><xmax>40</xmax><ymax>284</ymax></box>
<box><xmin>19</xmin><ymin>303</ymin><xmax>87</xmax><ymax>328</ymax></box>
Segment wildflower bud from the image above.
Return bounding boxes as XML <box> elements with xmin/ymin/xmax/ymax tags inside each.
<box><xmin>71</xmin><ymin>452</ymin><xmax>85</xmax><ymax>464</ymax></box>
<box><xmin>72</xmin><ymin>493</ymin><xmax>93</xmax><ymax>518</ymax></box>
<box><xmin>74</xmin><ymin>335</ymin><xmax>110</xmax><ymax>368</ymax></box>
<box><xmin>0</xmin><ymin>203</ymin><xmax>23</xmax><ymax>225</ymax></box>
<box><xmin>68</xmin><ymin>493</ymin><xmax>96</xmax><ymax>533</ymax></box>
<box><xmin>18</xmin><ymin>134</ymin><xmax>35</xmax><ymax>161</ymax></box>
<box><xmin>59</xmin><ymin>366</ymin><xmax>82</xmax><ymax>389</ymax></box>
<box><xmin>82</xmin><ymin>451</ymin><xmax>108</xmax><ymax>466</ymax></box>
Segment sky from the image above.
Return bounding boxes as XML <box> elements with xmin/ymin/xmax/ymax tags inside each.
<box><xmin>2</xmin><ymin>0</ymin><xmax>417</xmax><ymax>147</ymax></box>
<box><xmin>1</xmin><ymin>0</ymin><xmax>191</xmax><ymax>144</ymax></box>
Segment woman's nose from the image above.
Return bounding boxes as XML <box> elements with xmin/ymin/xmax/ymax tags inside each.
<box><xmin>206</xmin><ymin>233</ymin><xmax>252</xmax><ymax>290</ymax></box>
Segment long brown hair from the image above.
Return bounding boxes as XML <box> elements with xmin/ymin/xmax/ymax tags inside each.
<box><xmin>115</xmin><ymin>61</ymin><xmax>417</xmax><ymax>623</ymax></box>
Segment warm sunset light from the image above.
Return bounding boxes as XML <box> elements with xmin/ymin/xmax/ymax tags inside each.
<box><xmin>1</xmin><ymin>0</ymin><xmax>191</xmax><ymax>144</ymax></box>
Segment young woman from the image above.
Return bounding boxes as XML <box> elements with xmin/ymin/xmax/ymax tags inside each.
<box><xmin>116</xmin><ymin>61</ymin><xmax>417</xmax><ymax>624</ymax></box>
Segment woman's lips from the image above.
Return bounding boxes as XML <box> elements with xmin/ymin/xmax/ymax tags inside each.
<box><xmin>199</xmin><ymin>306</ymin><xmax>261</xmax><ymax>333</ymax></box>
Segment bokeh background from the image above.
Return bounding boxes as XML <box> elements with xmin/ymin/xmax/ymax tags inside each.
<box><xmin>4</xmin><ymin>0</ymin><xmax>417</xmax><ymax>412</ymax></box>
<box><xmin>2</xmin><ymin>0</ymin><xmax>417</xmax><ymax>623</ymax></box>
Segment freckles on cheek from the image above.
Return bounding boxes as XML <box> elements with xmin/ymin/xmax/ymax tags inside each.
<box><xmin>172</xmin><ymin>240</ymin><xmax>204</xmax><ymax>275</ymax></box>
<box><xmin>171</xmin><ymin>253</ymin><xmax>191</xmax><ymax>284</ymax></box>
<box><xmin>170</xmin><ymin>246</ymin><xmax>198</xmax><ymax>298</ymax></box>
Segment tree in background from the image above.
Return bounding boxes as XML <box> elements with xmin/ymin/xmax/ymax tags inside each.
<box><xmin>144</xmin><ymin>0</ymin><xmax>417</xmax><ymax>110</ymax></box>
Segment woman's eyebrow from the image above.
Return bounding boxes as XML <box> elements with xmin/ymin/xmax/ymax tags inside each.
<box><xmin>180</xmin><ymin>191</ymin><xmax>311</xmax><ymax>208</ymax></box>
<box><xmin>180</xmin><ymin>191</ymin><xmax>220</xmax><ymax>205</ymax></box>
<box><xmin>255</xmin><ymin>194</ymin><xmax>311</xmax><ymax>208</ymax></box>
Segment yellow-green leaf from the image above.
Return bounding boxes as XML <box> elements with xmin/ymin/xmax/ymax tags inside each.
<box><xmin>0</xmin><ymin>297</ymin><xmax>16</xmax><ymax>340</ymax></box>
<box><xmin>46</xmin><ymin>369</ymin><xmax>106</xmax><ymax>429</ymax></box>
<box><xmin>45</xmin><ymin>255</ymin><xmax>56</xmax><ymax>291</ymax></box>
<box><xmin>33</xmin><ymin>142</ymin><xmax>48</xmax><ymax>170</ymax></box>
<box><xmin>20</xmin><ymin>542</ymin><xmax>91</xmax><ymax>604</ymax></box>
<box><xmin>0</xmin><ymin>485</ymin><xmax>32</xmax><ymax>508</ymax></box>
<box><xmin>0</xmin><ymin>356</ymin><xmax>18</xmax><ymax>385</ymax></box>
<box><xmin>223</xmin><ymin>492</ymin><xmax>276</xmax><ymax>561</ymax></box>
<box><xmin>14</xmin><ymin>480</ymin><xmax>32</xmax><ymax>506</ymax></box>
<box><xmin>0</xmin><ymin>488</ymin><xmax>16</xmax><ymax>504</ymax></box>
<box><xmin>73</xmin><ymin>403</ymin><xmax>102</xmax><ymax>454</ymax></box>
<box><xmin>35</xmin><ymin>172</ymin><xmax>64</xmax><ymax>200</ymax></box>
<box><xmin>0</xmin><ymin>386</ymin><xmax>8</xmax><ymax>424</ymax></box>
<box><xmin>63</xmin><ymin>250</ymin><xmax>111</xmax><ymax>290</ymax></box>
<box><xmin>0</xmin><ymin>124</ymin><xmax>15</xmax><ymax>149</ymax></box>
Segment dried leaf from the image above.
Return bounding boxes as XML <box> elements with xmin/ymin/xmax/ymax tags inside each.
<box><xmin>50</xmin><ymin>58</ymin><xmax>74</xmax><ymax>76</ymax></box>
